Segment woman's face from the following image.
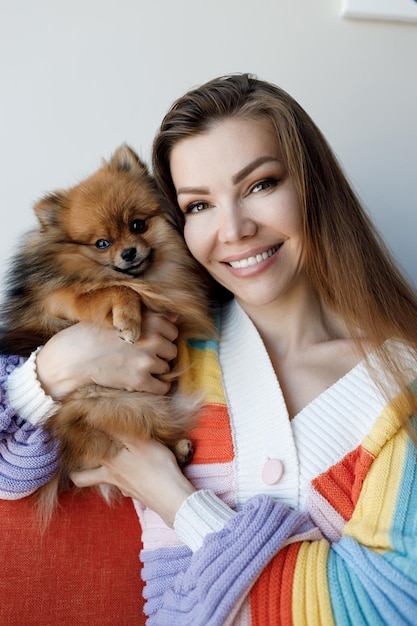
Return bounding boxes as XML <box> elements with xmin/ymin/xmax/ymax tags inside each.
<box><xmin>170</xmin><ymin>117</ymin><xmax>307</xmax><ymax>311</ymax></box>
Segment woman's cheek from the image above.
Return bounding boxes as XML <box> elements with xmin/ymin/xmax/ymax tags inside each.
<box><xmin>184</xmin><ymin>220</ymin><xmax>207</xmax><ymax>265</ymax></box>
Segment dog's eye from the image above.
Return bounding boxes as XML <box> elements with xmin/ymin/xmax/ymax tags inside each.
<box><xmin>130</xmin><ymin>219</ymin><xmax>147</xmax><ymax>234</ymax></box>
<box><xmin>95</xmin><ymin>239</ymin><xmax>112</xmax><ymax>250</ymax></box>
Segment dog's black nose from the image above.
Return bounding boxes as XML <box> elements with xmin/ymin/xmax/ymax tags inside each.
<box><xmin>121</xmin><ymin>247</ymin><xmax>137</xmax><ymax>262</ymax></box>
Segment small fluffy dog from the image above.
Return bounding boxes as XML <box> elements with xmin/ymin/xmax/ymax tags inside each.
<box><xmin>0</xmin><ymin>145</ymin><xmax>214</xmax><ymax>522</ymax></box>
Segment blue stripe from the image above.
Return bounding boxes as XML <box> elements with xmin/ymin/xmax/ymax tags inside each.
<box><xmin>328</xmin><ymin>547</ymin><xmax>382</xmax><ymax>625</ymax></box>
<box><xmin>331</xmin><ymin>536</ymin><xmax>417</xmax><ymax>624</ymax></box>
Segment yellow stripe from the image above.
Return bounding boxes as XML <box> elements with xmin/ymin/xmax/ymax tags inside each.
<box><xmin>361</xmin><ymin>392</ymin><xmax>408</xmax><ymax>457</ymax></box>
<box><xmin>293</xmin><ymin>540</ymin><xmax>334</xmax><ymax>626</ymax></box>
<box><xmin>178</xmin><ymin>340</ymin><xmax>227</xmax><ymax>406</ymax></box>
<box><xmin>344</xmin><ymin>427</ymin><xmax>407</xmax><ymax>550</ymax></box>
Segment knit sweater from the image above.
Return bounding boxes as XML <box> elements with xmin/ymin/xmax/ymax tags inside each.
<box><xmin>135</xmin><ymin>301</ymin><xmax>417</xmax><ymax>625</ymax></box>
<box><xmin>0</xmin><ymin>351</ymin><xmax>58</xmax><ymax>498</ymax></box>
<box><xmin>1</xmin><ymin>300</ymin><xmax>417</xmax><ymax>624</ymax></box>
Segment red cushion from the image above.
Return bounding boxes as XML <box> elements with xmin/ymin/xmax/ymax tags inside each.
<box><xmin>0</xmin><ymin>488</ymin><xmax>145</xmax><ymax>625</ymax></box>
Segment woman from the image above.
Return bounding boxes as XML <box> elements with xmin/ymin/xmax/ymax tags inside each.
<box><xmin>2</xmin><ymin>74</ymin><xmax>417</xmax><ymax>624</ymax></box>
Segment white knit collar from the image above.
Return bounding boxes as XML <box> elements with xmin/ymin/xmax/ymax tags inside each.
<box><xmin>219</xmin><ymin>299</ymin><xmax>387</xmax><ymax>509</ymax></box>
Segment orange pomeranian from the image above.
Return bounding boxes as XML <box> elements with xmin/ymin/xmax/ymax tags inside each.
<box><xmin>0</xmin><ymin>144</ymin><xmax>214</xmax><ymax>522</ymax></box>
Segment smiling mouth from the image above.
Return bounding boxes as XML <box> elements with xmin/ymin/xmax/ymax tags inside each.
<box><xmin>227</xmin><ymin>245</ymin><xmax>281</xmax><ymax>269</ymax></box>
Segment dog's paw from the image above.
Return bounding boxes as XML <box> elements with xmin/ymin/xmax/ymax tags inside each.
<box><xmin>113</xmin><ymin>308</ymin><xmax>141</xmax><ymax>343</ymax></box>
<box><xmin>174</xmin><ymin>439</ymin><xmax>194</xmax><ymax>466</ymax></box>
<box><xmin>117</xmin><ymin>326</ymin><xmax>140</xmax><ymax>343</ymax></box>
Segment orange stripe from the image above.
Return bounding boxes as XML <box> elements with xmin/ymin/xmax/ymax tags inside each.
<box><xmin>351</xmin><ymin>446</ymin><xmax>375</xmax><ymax>506</ymax></box>
<box><xmin>250</xmin><ymin>543</ymin><xmax>300</xmax><ymax>626</ymax></box>
<box><xmin>312</xmin><ymin>445</ymin><xmax>375</xmax><ymax>520</ymax></box>
<box><xmin>189</xmin><ymin>403</ymin><xmax>234</xmax><ymax>464</ymax></box>
<box><xmin>280</xmin><ymin>544</ymin><xmax>300</xmax><ymax>624</ymax></box>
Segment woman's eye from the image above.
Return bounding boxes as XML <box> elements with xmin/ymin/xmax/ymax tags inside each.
<box><xmin>251</xmin><ymin>178</ymin><xmax>277</xmax><ymax>193</ymax></box>
<box><xmin>95</xmin><ymin>239</ymin><xmax>112</xmax><ymax>250</ymax></box>
<box><xmin>186</xmin><ymin>201</ymin><xmax>208</xmax><ymax>214</ymax></box>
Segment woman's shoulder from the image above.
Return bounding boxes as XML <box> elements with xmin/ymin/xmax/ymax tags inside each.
<box><xmin>371</xmin><ymin>339</ymin><xmax>417</xmax><ymax>387</ymax></box>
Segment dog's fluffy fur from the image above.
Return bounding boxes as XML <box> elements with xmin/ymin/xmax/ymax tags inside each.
<box><xmin>0</xmin><ymin>145</ymin><xmax>214</xmax><ymax>523</ymax></box>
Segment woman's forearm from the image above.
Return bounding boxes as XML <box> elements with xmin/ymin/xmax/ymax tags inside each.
<box><xmin>142</xmin><ymin>495</ymin><xmax>314</xmax><ymax>624</ymax></box>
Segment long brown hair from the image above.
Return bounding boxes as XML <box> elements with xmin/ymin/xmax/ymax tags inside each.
<box><xmin>153</xmin><ymin>73</ymin><xmax>417</xmax><ymax>442</ymax></box>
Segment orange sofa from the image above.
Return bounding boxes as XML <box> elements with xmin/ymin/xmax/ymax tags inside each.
<box><xmin>0</xmin><ymin>488</ymin><xmax>145</xmax><ymax>625</ymax></box>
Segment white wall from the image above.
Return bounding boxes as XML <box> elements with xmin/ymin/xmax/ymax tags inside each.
<box><xmin>1</xmin><ymin>0</ymin><xmax>416</xmax><ymax>296</ymax></box>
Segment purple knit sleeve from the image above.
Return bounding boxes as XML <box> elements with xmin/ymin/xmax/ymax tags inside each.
<box><xmin>0</xmin><ymin>354</ymin><xmax>58</xmax><ymax>498</ymax></box>
<box><xmin>141</xmin><ymin>495</ymin><xmax>315</xmax><ymax>625</ymax></box>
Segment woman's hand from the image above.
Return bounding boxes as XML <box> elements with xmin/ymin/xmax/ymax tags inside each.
<box><xmin>36</xmin><ymin>311</ymin><xmax>178</xmax><ymax>400</ymax></box>
<box><xmin>71</xmin><ymin>438</ymin><xmax>196</xmax><ymax>528</ymax></box>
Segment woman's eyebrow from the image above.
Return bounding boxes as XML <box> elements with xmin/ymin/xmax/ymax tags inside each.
<box><xmin>177</xmin><ymin>185</ymin><xmax>209</xmax><ymax>196</ymax></box>
<box><xmin>176</xmin><ymin>156</ymin><xmax>281</xmax><ymax>196</ymax></box>
<box><xmin>231</xmin><ymin>156</ymin><xmax>281</xmax><ymax>185</ymax></box>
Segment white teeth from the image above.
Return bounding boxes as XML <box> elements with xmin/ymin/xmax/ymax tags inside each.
<box><xmin>229</xmin><ymin>245</ymin><xmax>279</xmax><ymax>269</ymax></box>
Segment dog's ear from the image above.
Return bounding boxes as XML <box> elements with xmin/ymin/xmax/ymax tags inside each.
<box><xmin>108</xmin><ymin>144</ymin><xmax>149</xmax><ymax>177</ymax></box>
<box><xmin>34</xmin><ymin>191</ymin><xmax>69</xmax><ymax>229</ymax></box>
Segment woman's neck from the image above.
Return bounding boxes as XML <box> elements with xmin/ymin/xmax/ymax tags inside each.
<box><xmin>236</xmin><ymin>285</ymin><xmax>345</xmax><ymax>359</ymax></box>
<box><xmin>235</xmin><ymin>288</ymin><xmax>361</xmax><ymax>420</ymax></box>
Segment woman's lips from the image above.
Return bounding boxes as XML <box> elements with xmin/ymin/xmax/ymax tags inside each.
<box><xmin>226</xmin><ymin>244</ymin><xmax>281</xmax><ymax>269</ymax></box>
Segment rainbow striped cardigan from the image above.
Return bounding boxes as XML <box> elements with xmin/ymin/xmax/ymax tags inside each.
<box><xmin>1</xmin><ymin>301</ymin><xmax>416</xmax><ymax>624</ymax></box>
<box><xmin>136</xmin><ymin>301</ymin><xmax>417</xmax><ymax>625</ymax></box>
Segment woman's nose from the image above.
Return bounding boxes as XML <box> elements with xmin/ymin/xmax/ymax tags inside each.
<box><xmin>218</xmin><ymin>203</ymin><xmax>257</xmax><ymax>243</ymax></box>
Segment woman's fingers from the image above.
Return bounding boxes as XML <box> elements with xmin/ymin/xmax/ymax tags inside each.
<box><xmin>71</xmin><ymin>465</ymin><xmax>109</xmax><ymax>489</ymax></box>
<box><xmin>36</xmin><ymin>311</ymin><xmax>179</xmax><ymax>399</ymax></box>
<box><xmin>143</xmin><ymin>311</ymin><xmax>179</xmax><ymax>343</ymax></box>
<box><xmin>70</xmin><ymin>438</ymin><xmax>196</xmax><ymax>526</ymax></box>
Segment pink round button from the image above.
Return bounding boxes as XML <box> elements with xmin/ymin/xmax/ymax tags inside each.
<box><xmin>261</xmin><ymin>458</ymin><xmax>284</xmax><ymax>485</ymax></box>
